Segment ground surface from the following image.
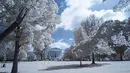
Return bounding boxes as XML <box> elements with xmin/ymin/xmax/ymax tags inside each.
<box><xmin>0</xmin><ymin>61</ymin><xmax>130</xmax><ymax>73</ymax></box>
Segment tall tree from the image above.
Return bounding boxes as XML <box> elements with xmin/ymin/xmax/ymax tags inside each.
<box><xmin>111</xmin><ymin>31</ymin><xmax>128</xmax><ymax>60</ymax></box>
<box><xmin>73</xmin><ymin>16</ymin><xmax>130</xmax><ymax>62</ymax></box>
<box><xmin>0</xmin><ymin>0</ymin><xmax>59</xmax><ymax>60</ymax></box>
<box><xmin>64</xmin><ymin>45</ymin><xmax>75</xmax><ymax>60</ymax></box>
<box><xmin>73</xmin><ymin>15</ymin><xmax>103</xmax><ymax>64</ymax></box>
<box><xmin>0</xmin><ymin>7</ymin><xmax>27</xmax><ymax>73</ymax></box>
<box><xmin>74</xmin><ymin>27</ymin><xmax>85</xmax><ymax>44</ymax></box>
<box><xmin>113</xmin><ymin>45</ymin><xmax>127</xmax><ymax>60</ymax></box>
<box><xmin>124</xmin><ymin>47</ymin><xmax>130</xmax><ymax>60</ymax></box>
<box><xmin>0</xmin><ymin>0</ymin><xmax>59</xmax><ymax>73</ymax></box>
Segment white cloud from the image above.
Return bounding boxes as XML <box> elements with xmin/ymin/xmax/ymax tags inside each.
<box><xmin>50</xmin><ymin>39</ymin><xmax>70</xmax><ymax>49</ymax></box>
<box><xmin>93</xmin><ymin>10</ymin><xmax>126</xmax><ymax>21</ymax></box>
<box><xmin>56</xmin><ymin>8</ymin><xmax>92</xmax><ymax>30</ymax></box>
<box><xmin>66</xmin><ymin>0</ymin><xmax>94</xmax><ymax>9</ymax></box>
<box><xmin>56</xmin><ymin>0</ymin><xmax>126</xmax><ymax>30</ymax></box>
<box><xmin>59</xmin><ymin>39</ymin><xmax>64</xmax><ymax>42</ymax></box>
<box><xmin>69</xmin><ymin>38</ymin><xmax>73</xmax><ymax>41</ymax></box>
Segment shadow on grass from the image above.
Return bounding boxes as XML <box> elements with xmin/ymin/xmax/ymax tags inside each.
<box><xmin>0</xmin><ymin>72</ymin><xmax>20</xmax><ymax>73</ymax></box>
<box><xmin>39</xmin><ymin>63</ymin><xmax>108</xmax><ymax>71</ymax></box>
<box><xmin>0</xmin><ymin>67</ymin><xmax>8</xmax><ymax>73</ymax></box>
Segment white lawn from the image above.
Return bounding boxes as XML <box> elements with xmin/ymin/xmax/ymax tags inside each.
<box><xmin>0</xmin><ymin>61</ymin><xmax>130</xmax><ymax>73</ymax></box>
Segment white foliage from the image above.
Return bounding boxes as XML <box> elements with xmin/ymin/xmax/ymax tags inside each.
<box><xmin>18</xmin><ymin>48</ymin><xmax>28</xmax><ymax>60</ymax></box>
<box><xmin>124</xmin><ymin>47</ymin><xmax>130</xmax><ymax>60</ymax></box>
<box><xmin>21</xmin><ymin>43</ymin><xmax>34</xmax><ymax>52</ymax></box>
<box><xmin>27</xmin><ymin>52</ymin><xmax>37</xmax><ymax>61</ymax></box>
<box><xmin>73</xmin><ymin>15</ymin><xmax>103</xmax><ymax>57</ymax></box>
<box><xmin>74</xmin><ymin>27</ymin><xmax>85</xmax><ymax>44</ymax></box>
<box><xmin>111</xmin><ymin>31</ymin><xmax>128</xmax><ymax>46</ymax></box>
<box><xmin>0</xmin><ymin>0</ymin><xmax>59</xmax><ymax>60</ymax></box>
<box><xmin>96</xmin><ymin>39</ymin><xmax>115</xmax><ymax>55</ymax></box>
<box><xmin>81</xmin><ymin>15</ymin><xmax>103</xmax><ymax>38</ymax></box>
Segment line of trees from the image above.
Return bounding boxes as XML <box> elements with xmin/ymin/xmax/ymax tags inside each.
<box><xmin>72</xmin><ymin>16</ymin><xmax>130</xmax><ymax>64</ymax></box>
<box><xmin>0</xmin><ymin>0</ymin><xmax>60</xmax><ymax>73</ymax></box>
<box><xmin>68</xmin><ymin>0</ymin><xmax>130</xmax><ymax>64</ymax></box>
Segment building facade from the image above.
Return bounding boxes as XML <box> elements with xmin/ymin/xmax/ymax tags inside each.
<box><xmin>43</xmin><ymin>48</ymin><xmax>63</xmax><ymax>61</ymax></box>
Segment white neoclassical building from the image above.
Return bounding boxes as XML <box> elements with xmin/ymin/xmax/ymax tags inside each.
<box><xmin>43</xmin><ymin>48</ymin><xmax>63</xmax><ymax>61</ymax></box>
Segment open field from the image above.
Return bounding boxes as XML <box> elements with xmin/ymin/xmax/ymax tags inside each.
<box><xmin>0</xmin><ymin>61</ymin><xmax>130</xmax><ymax>73</ymax></box>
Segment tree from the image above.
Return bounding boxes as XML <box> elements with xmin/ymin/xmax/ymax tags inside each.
<box><xmin>0</xmin><ymin>7</ymin><xmax>28</xmax><ymax>41</ymax></box>
<box><xmin>111</xmin><ymin>32</ymin><xmax>128</xmax><ymax>60</ymax></box>
<box><xmin>0</xmin><ymin>7</ymin><xmax>27</xmax><ymax>73</ymax></box>
<box><xmin>95</xmin><ymin>19</ymin><xmax>130</xmax><ymax>61</ymax></box>
<box><xmin>27</xmin><ymin>0</ymin><xmax>59</xmax><ymax>60</ymax></box>
<box><xmin>73</xmin><ymin>15</ymin><xmax>103</xmax><ymax>64</ymax></box>
<box><xmin>64</xmin><ymin>45</ymin><xmax>75</xmax><ymax>60</ymax></box>
<box><xmin>103</xmin><ymin>0</ymin><xmax>130</xmax><ymax>11</ymax></box>
<box><xmin>11</xmin><ymin>26</ymin><xmax>20</xmax><ymax>73</ymax></box>
<box><xmin>113</xmin><ymin>45</ymin><xmax>127</xmax><ymax>60</ymax></box>
<box><xmin>0</xmin><ymin>0</ymin><xmax>59</xmax><ymax>60</ymax></box>
<box><xmin>81</xmin><ymin>15</ymin><xmax>103</xmax><ymax>38</ymax></box>
<box><xmin>92</xmin><ymin>52</ymin><xmax>95</xmax><ymax>64</ymax></box>
<box><xmin>124</xmin><ymin>48</ymin><xmax>130</xmax><ymax>60</ymax></box>
<box><xmin>96</xmin><ymin>39</ymin><xmax>115</xmax><ymax>55</ymax></box>
<box><xmin>0</xmin><ymin>0</ymin><xmax>59</xmax><ymax>73</ymax></box>
<box><xmin>73</xmin><ymin>15</ymin><xmax>130</xmax><ymax>62</ymax></box>
<box><xmin>74</xmin><ymin>15</ymin><xmax>103</xmax><ymax>45</ymax></box>
<box><xmin>74</xmin><ymin>27</ymin><xmax>85</xmax><ymax>44</ymax></box>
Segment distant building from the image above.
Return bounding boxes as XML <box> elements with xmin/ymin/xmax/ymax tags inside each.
<box><xmin>43</xmin><ymin>48</ymin><xmax>63</xmax><ymax>61</ymax></box>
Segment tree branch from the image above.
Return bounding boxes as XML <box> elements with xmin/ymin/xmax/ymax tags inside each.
<box><xmin>0</xmin><ymin>7</ymin><xmax>28</xmax><ymax>42</ymax></box>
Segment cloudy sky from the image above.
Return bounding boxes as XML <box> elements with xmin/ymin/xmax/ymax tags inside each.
<box><xmin>50</xmin><ymin>0</ymin><xmax>129</xmax><ymax>49</ymax></box>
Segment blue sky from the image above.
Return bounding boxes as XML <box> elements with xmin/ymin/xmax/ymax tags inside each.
<box><xmin>51</xmin><ymin>0</ymin><xmax>130</xmax><ymax>49</ymax></box>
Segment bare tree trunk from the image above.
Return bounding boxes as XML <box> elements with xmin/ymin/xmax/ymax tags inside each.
<box><xmin>11</xmin><ymin>26</ymin><xmax>20</xmax><ymax>73</ymax></box>
<box><xmin>120</xmin><ymin>53</ymin><xmax>123</xmax><ymax>61</ymax></box>
<box><xmin>41</xmin><ymin>53</ymin><xmax>43</xmax><ymax>61</ymax></box>
<box><xmin>92</xmin><ymin>52</ymin><xmax>95</xmax><ymax>64</ymax></box>
<box><xmin>69</xmin><ymin>57</ymin><xmax>72</xmax><ymax>61</ymax></box>
<box><xmin>80</xmin><ymin>58</ymin><xmax>82</xmax><ymax>66</ymax></box>
<box><xmin>0</xmin><ymin>7</ymin><xmax>27</xmax><ymax>73</ymax></box>
<box><xmin>0</xmin><ymin>8</ymin><xmax>27</xmax><ymax>41</ymax></box>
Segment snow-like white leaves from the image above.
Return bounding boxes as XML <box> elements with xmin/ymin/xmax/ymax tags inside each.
<box><xmin>96</xmin><ymin>39</ymin><xmax>115</xmax><ymax>55</ymax></box>
<box><xmin>0</xmin><ymin>0</ymin><xmax>59</xmax><ymax>60</ymax></box>
<box><xmin>124</xmin><ymin>47</ymin><xmax>130</xmax><ymax>60</ymax></box>
<box><xmin>21</xmin><ymin>43</ymin><xmax>34</xmax><ymax>52</ymax></box>
<box><xmin>74</xmin><ymin>27</ymin><xmax>85</xmax><ymax>44</ymax></box>
<box><xmin>111</xmin><ymin>31</ymin><xmax>128</xmax><ymax>46</ymax></box>
<box><xmin>81</xmin><ymin>15</ymin><xmax>103</xmax><ymax>38</ymax></box>
<box><xmin>74</xmin><ymin>15</ymin><xmax>103</xmax><ymax>44</ymax></box>
<box><xmin>73</xmin><ymin>15</ymin><xmax>103</xmax><ymax>57</ymax></box>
